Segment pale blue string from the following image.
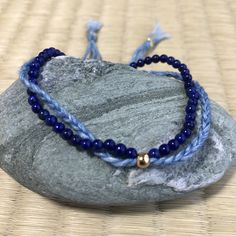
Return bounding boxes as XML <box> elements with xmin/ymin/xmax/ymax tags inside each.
<box><xmin>130</xmin><ymin>23</ymin><xmax>170</xmax><ymax>63</ymax></box>
<box><xmin>82</xmin><ymin>20</ymin><xmax>103</xmax><ymax>60</ymax></box>
<box><xmin>19</xmin><ymin>21</ymin><xmax>211</xmax><ymax>168</ymax></box>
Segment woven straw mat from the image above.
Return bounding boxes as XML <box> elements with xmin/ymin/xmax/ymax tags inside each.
<box><xmin>0</xmin><ymin>0</ymin><xmax>236</xmax><ymax>235</ymax></box>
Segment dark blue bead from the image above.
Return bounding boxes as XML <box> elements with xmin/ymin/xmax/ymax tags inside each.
<box><xmin>183</xmin><ymin>73</ymin><xmax>192</xmax><ymax>82</ymax></box>
<box><xmin>115</xmin><ymin>143</ymin><xmax>127</xmax><ymax>156</ymax></box>
<box><xmin>159</xmin><ymin>54</ymin><xmax>168</xmax><ymax>63</ymax></box>
<box><xmin>184</xmin><ymin>81</ymin><xmax>194</xmax><ymax>89</ymax></box>
<box><xmin>104</xmin><ymin>139</ymin><xmax>116</xmax><ymax>151</ymax></box>
<box><xmin>185</xmin><ymin>104</ymin><xmax>196</xmax><ymax>114</ymax></box>
<box><xmin>130</xmin><ymin>62</ymin><xmax>137</xmax><ymax>68</ymax></box>
<box><xmin>39</xmin><ymin>48</ymin><xmax>50</xmax><ymax>60</ymax></box>
<box><xmin>184</xmin><ymin>120</ymin><xmax>195</xmax><ymax>130</ymax></box>
<box><xmin>92</xmin><ymin>139</ymin><xmax>104</xmax><ymax>151</ymax></box>
<box><xmin>175</xmin><ymin>133</ymin><xmax>186</xmax><ymax>144</ymax></box>
<box><xmin>39</xmin><ymin>51</ymin><xmax>49</xmax><ymax>60</ymax></box>
<box><xmin>159</xmin><ymin>144</ymin><xmax>170</xmax><ymax>156</ymax></box>
<box><xmin>148</xmin><ymin>148</ymin><xmax>159</xmax><ymax>158</ymax></box>
<box><xmin>173</xmin><ymin>59</ymin><xmax>181</xmax><ymax>68</ymax></box>
<box><xmin>61</xmin><ymin>128</ymin><xmax>73</xmax><ymax>140</ymax></box>
<box><xmin>186</xmin><ymin>87</ymin><xmax>196</xmax><ymax>95</ymax></box>
<box><xmin>34</xmin><ymin>56</ymin><xmax>44</xmax><ymax>66</ymax></box>
<box><xmin>182</xmin><ymin>128</ymin><xmax>192</xmax><ymax>138</ymax></box>
<box><xmin>47</xmin><ymin>47</ymin><xmax>56</xmax><ymax>57</ymax></box>
<box><xmin>137</xmin><ymin>59</ymin><xmax>145</xmax><ymax>67</ymax></box>
<box><xmin>53</xmin><ymin>122</ymin><xmax>65</xmax><ymax>133</ymax></box>
<box><xmin>28</xmin><ymin>95</ymin><xmax>38</xmax><ymax>105</ymax></box>
<box><xmin>188</xmin><ymin>98</ymin><xmax>198</xmax><ymax>106</ymax></box>
<box><xmin>167</xmin><ymin>56</ymin><xmax>175</xmax><ymax>65</ymax></box>
<box><xmin>27</xmin><ymin>89</ymin><xmax>35</xmax><ymax>96</ymax></box>
<box><xmin>152</xmin><ymin>54</ymin><xmax>159</xmax><ymax>63</ymax></box>
<box><xmin>70</xmin><ymin>135</ymin><xmax>81</xmax><ymax>146</ymax></box>
<box><xmin>144</xmin><ymin>56</ymin><xmax>152</xmax><ymax>65</ymax></box>
<box><xmin>30</xmin><ymin>62</ymin><xmax>40</xmax><ymax>71</ymax></box>
<box><xmin>38</xmin><ymin>109</ymin><xmax>49</xmax><ymax>120</ymax></box>
<box><xmin>54</xmin><ymin>49</ymin><xmax>62</xmax><ymax>56</ymax></box>
<box><xmin>126</xmin><ymin>147</ymin><xmax>138</xmax><ymax>158</ymax></box>
<box><xmin>45</xmin><ymin>115</ymin><xmax>57</xmax><ymax>126</ymax></box>
<box><xmin>28</xmin><ymin>69</ymin><xmax>39</xmax><ymax>78</ymax></box>
<box><xmin>178</xmin><ymin>63</ymin><xmax>187</xmax><ymax>72</ymax></box>
<box><xmin>31</xmin><ymin>103</ymin><xmax>41</xmax><ymax>113</ymax></box>
<box><xmin>168</xmin><ymin>139</ymin><xmax>179</xmax><ymax>151</ymax></box>
<box><xmin>188</xmin><ymin>91</ymin><xmax>199</xmax><ymax>100</ymax></box>
<box><xmin>181</xmin><ymin>69</ymin><xmax>190</xmax><ymax>76</ymax></box>
<box><xmin>185</xmin><ymin>113</ymin><xmax>196</xmax><ymax>122</ymax></box>
<box><xmin>79</xmin><ymin>138</ymin><xmax>92</xmax><ymax>150</ymax></box>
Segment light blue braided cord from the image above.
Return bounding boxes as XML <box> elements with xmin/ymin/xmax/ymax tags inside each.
<box><xmin>82</xmin><ymin>20</ymin><xmax>103</xmax><ymax>60</ymax></box>
<box><xmin>19</xmin><ymin>61</ymin><xmax>211</xmax><ymax>168</ymax></box>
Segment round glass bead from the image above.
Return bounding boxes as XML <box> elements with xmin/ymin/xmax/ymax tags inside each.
<box><xmin>188</xmin><ymin>98</ymin><xmax>198</xmax><ymax>106</ymax></box>
<box><xmin>175</xmin><ymin>133</ymin><xmax>186</xmax><ymax>144</ymax></box>
<box><xmin>104</xmin><ymin>139</ymin><xmax>116</xmax><ymax>151</ymax></box>
<box><xmin>168</xmin><ymin>139</ymin><xmax>179</xmax><ymax>151</ymax></box>
<box><xmin>178</xmin><ymin>63</ymin><xmax>187</xmax><ymax>72</ymax></box>
<box><xmin>61</xmin><ymin>128</ymin><xmax>73</xmax><ymax>140</ymax></box>
<box><xmin>28</xmin><ymin>95</ymin><xmax>38</xmax><ymax>105</ymax></box>
<box><xmin>126</xmin><ymin>147</ymin><xmax>138</xmax><ymax>158</ymax></box>
<box><xmin>79</xmin><ymin>138</ymin><xmax>92</xmax><ymax>150</ymax></box>
<box><xmin>137</xmin><ymin>59</ymin><xmax>145</xmax><ymax>67</ymax></box>
<box><xmin>45</xmin><ymin>115</ymin><xmax>57</xmax><ymax>126</ymax></box>
<box><xmin>159</xmin><ymin>144</ymin><xmax>170</xmax><ymax>156</ymax></box>
<box><xmin>148</xmin><ymin>148</ymin><xmax>159</xmax><ymax>158</ymax></box>
<box><xmin>159</xmin><ymin>54</ymin><xmax>168</xmax><ymax>63</ymax></box>
<box><xmin>185</xmin><ymin>104</ymin><xmax>196</xmax><ymax>114</ymax></box>
<box><xmin>144</xmin><ymin>56</ymin><xmax>152</xmax><ymax>65</ymax></box>
<box><xmin>53</xmin><ymin>122</ymin><xmax>65</xmax><ymax>133</ymax></box>
<box><xmin>92</xmin><ymin>139</ymin><xmax>104</xmax><ymax>151</ymax></box>
<box><xmin>173</xmin><ymin>59</ymin><xmax>181</xmax><ymax>68</ymax></box>
<box><xmin>115</xmin><ymin>143</ymin><xmax>127</xmax><ymax>156</ymax></box>
<box><xmin>185</xmin><ymin>113</ymin><xmax>196</xmax><ymax>122</ymax></box>
<box><xmin>185</xmin><ymin>81</ymin><xmax>194</xmax><ymax>89</ymax></box>
<box><xmin>70</xmin><ymin>135</ymin><xmax>81</xmax><ymax>146</ymax></box>
<box><xmin>130</xmin><ymin>62</ymin><xmax>137</xmax><ymax>68</ymax></box>
<box><xmin>184</xmin><ymin>120</ymin><xmax>195</xmax><ymax>130</ymax></box>
<box><xmin>38</xmin><ymin>109</ymin><xmax>49</xmax><ymax>120</ymax></box>
<box><xmin>167</xmin><ymin>56</ymin><xmax>175</xmax><ymax>65</ymax></box>
<box><xmin>31</xmin><ymin>103</ymin><xmax>41</xmax><ymax>113</ymax></box>
<box><xmin>182</xmin><ymin>128</ymin><xmax>192</xmax><ymax>138</ymax></box>
<box><xmin>152</xmin><ymin>54</ymin><xmax>159</xmax><ymax>63</ymax></box>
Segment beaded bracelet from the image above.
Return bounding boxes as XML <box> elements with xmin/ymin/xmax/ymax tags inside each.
<box><xmin>20</xmin><ymin>47</ymin><xmax>210</xmax><ymax>169</ymax></box>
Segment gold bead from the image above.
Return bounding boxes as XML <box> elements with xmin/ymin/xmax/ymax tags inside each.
<box><xmin>137</xmin><ymin>152</ymin><xmax>150</xmax><ymax>168</ymax></box>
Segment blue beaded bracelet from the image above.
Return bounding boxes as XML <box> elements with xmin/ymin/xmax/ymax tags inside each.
<box><xmin>21</xmin><ymin>47</ymin><xmax>205</xmax><ymax>168</ymax></box>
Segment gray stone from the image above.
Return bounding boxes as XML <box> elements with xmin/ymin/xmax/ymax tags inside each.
<box><xmin>0</xmin><ymin>56</ymin><xmax>236</xmax><ymax>206</ymax></box>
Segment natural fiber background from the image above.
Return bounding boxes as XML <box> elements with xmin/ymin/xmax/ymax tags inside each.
<box><xmin>0</xmin><ymin>0</ymin><xmax>236</xmax><ymax>235</ymax></box>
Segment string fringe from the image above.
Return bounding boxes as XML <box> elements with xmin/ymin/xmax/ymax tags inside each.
<box><xmin>83</xmin><ymin>20</ymin><xmax>103</xmax><ymax>60</ymax></box>
<box><xmin>130</xmin><ymin>23</ymin><xmax>170</xmax><ymax>63</ymax></box>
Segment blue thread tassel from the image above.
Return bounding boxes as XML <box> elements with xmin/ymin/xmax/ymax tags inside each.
<box><xmin>130</xmin><ymin>23</ymin><xmax>170</xmax><ymax>63</ymax></box>
<box><xmin>83</xmin><ymin>20</ymin><xmax>103</xmax><ymax>60</ymax></box>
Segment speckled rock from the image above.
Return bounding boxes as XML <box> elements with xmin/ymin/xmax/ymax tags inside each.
<box><xmin>0</xmin><ymin>56</ymin><xmax>236</xmax><ymax>206</ymax></box>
